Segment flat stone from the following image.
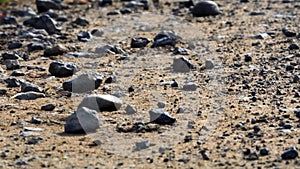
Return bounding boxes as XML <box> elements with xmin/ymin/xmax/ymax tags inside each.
<box><xmin>36</xmin><ymin>0</ymin><xmax>64</xmax><ymax>13</ymax></box>
<box><xmin>125</xmin><ymin>104</ymin><xmax>137</xmax><ymax>114</ymax></box>
<box><xmin>13</xmin><ymin>92</ymin><xmax>45</xmax><ymax>100</ymax></box>
<box><xmin>281</xmin><ymin>147</ymin><xmax>298</xmax><ymax>160</ymax></box>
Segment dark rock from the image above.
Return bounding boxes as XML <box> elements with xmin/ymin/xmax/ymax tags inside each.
<box><xmin>27</xmin><ymin>137</ymin><xmax>42</xmax><ymax>145</ymax></box>
<box><xmin>281</xmin><ymin>147</ymin><xmax>298</xmax><ymax>160</ymax></box>
<box><xmin>0</xmin><ymin>16</ymin><xmax>17</xmax><ymax>25</ymax></box>
<box><xmin>2</xmin><ymin>52</ymin><xmax>20</xmax><ymax>60</ymax></box>
<box><xmin>294</xmin><ymin>110</ymin><xmax>300</xmax><ymax>119</ymax></box>
<box><xmin>23</xmin><ymin>14</ymin><xmax>60</xmax><ymax>34</ymax></box>
<box><xmin>64</xmin><ymin>107</ymin><xmax>100</xmax><ymax>134</ymax></box>
<box><xmin>63</xmin><ymin>73</ymin><xmax>102</xmax><ymax>93</ymax></box>
<box><xmin>192</xmin><ymin>1</ymin><xmax>221</xmax><ymax>17</ymax></box>
<box><xmin>250</xmin><ymin>11</ymin><xmax>265</xmax><ymax>16</ymax></box>
<box><xmin>173</xmin><ymin>56</ymin><xmax>195</xmax><ymax>72</ymax></box>
<box><xmin>4</xmin><ymin>60</ymin><xmax>21</xmax><ymax>70</ymax></box>
<box><xmin>244</xmin><ymin>54</ymin><xmax>252</xmax><ymax>62</ymax></box>
<box><xmin>95</xmin><ymin>45</ymin><xmax>126</xmax><ymax>56</ymax></box>
<box><xmin>177</xmin><ymin>0</ymin><xmax>194</xmax><ymax>8</ymax></box>
<box><xmin>182</xmin><ymin>82</ymin><xmax>197</xmax><ymax>91</ymax></box>
<box><xmin>200</xmin><ymin>150</ymin><xmax>210</xmax><ymax>160</ymax></box>
<box><xmin>11</xmin><ymin>9</ymin><xmax>36</xmax><ymax>17</ymax></box>
<box><xmin>44</xmin><ymin>44</ymin><xmax>67</xmax><ymax>56</ymax></box>
<box><xmin>259</xmin><ymin>148</ymin><xmax>269</xmax><ymax>156</ymax></box>
<box><xmin>151</xmin><ymin>30</ymin><xmax>181</xmax><ymax>48</ymax></box>
<box><xmin>48</xmin><ymin>60</ymin><xmax>78</xmax><ymax>77</ymax></box>
<box><xmin>289</xmin><ymin>43</ymin><xmax>299</xmax><ymax>50</ymax></box>
<box><xmin>120</xmin><ymin>8</ymin><xmax>132</xmax><ymax>14</ymax></box>
<box><xmin>246</xmin><ymin>152</ymin><xmax>259</xmax><ymax>160</ymax></box>
<box><xmin>149</xmin><ymin>109</ymin><xmax>176</xmax><ymax>125</ymax></box>
<box><xmin>282</xmin><ymin>28</ymin><xmax>297</xmax><ymax>37</ymax></box>
<box><xmin>31</xmin><ymin>116</ymin><xmax>42</xmax><ymax>124</ymax></box>
<box><xmin>173</xmin><ymin>47</ymin><xmax>189</xmax><ymax>55</ymax></box>
<box><xmin>125</xmin><ymin>104</ymin><xmax>137</xmax><ymax>114</ymax></box>
<box><xmin>8</xmin><ymin>42</ymin><xmax>23</xmax><ymax>50</ymax></box>
<box><xmin>131</xmin><ymin>37</ymin><xmax>150</xmax><ymax>48</ymax></box>
<box><xmin>73</xmin><ymin>17</ymin><xmax>89</xmax><ymax>26</ymax></box>
<box><xmin>41</xmin><ymin>104</ymin><xmax>55</xmax><ymax>111</ymax></box>
<box><xmin>0</xmin><ymin>89</ymin><xmax>7</xmax><ymax>95</ymax></box>
<box><xmin>98</xmin><ymin>0</ymin><xmax>112</xmax><ymax>6</ymax></box>
<box><xmin>36</xmin><ymin>0</ymin><xmax>63</xmax><ymax>13</ymax></box>
<box><xmin>78</xmin><ymin>94</ymin><xmax>122</xmax><ymax>112</ymax></box>
<box><xmin>21</xmin><ymin>82</ymin><xmax>42</xmax><ymax>92</ymax></box>
<box><xmin>253</xmin><ymin>125</ymin><xmax>260</xmax><ymax>132</ymax></box>
<box><xmin>135</xmin><ymin>140</ymin><xmax>151</xmax><ymax>151</ymax></box>
<box><xmin>5</xmin><ymin>78</ymin><xmax>22</xmax><ymax>87</ymax></box>
<box><xmin>27</xmin><ymin>42</ymin><xmax>45</xmax><ymax>52</ymax></box>
<box><xmin>107</xmin><ymin>11</ymin><xmax>120</xmax><ymax>15</ymax></box>
<box><xmin>13</xmin><ymin>92</ymin><xmax>45</xmax><ymax>100</ymax></box>
<box><xmin>77</xmin><ymin>31</ymin><xmax>92</xmax><ymax>42</ymax></box>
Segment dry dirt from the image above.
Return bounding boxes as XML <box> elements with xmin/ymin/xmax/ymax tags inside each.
<box><xmin>0</xmin><ymin>0</ymin><xmax>300</xmax><ymax>168</ymax></box>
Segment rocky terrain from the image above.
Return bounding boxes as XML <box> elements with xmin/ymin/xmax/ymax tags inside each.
<box><xmin>0</xmin><ymin>0</ymin><xmax>300</xmax><ymax>168</ymax></box>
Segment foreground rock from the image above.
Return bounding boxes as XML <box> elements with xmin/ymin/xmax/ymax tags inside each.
<box><xmin>192</xmin><ymin>1</ymin><xmax>221</xmax><ymax>17</ymax></box>
<box><xmin>149</xmin><ymin>109</ymin><xmax>176</xmax><ymax>125</ymax></box>
<box><xmin>65</xmin><ymin>107</ymin><xmax>99</xmax><ymax>134</ymax></box>
<box><xmin>13</xmin><ymin>92</ymin><xmax>45</xmax><ymax>100</ymax></box>
<box><xmin>44</xmin><ymin>45</ymin><xmax>68</xmax><ymax>57</ymax></box>
<box><xmin>78</xmin><ymin>94</ymin><xmax>122</xmax><ymax>112</ymax></box>
<box><xmin>63</xmin><ymin>73</ymin><xmax>102</xmax><ymax>93</ymax></box>
<box><xmin>48</xmin><ymin>60</ymin><xmax>78</xmax><ymax>77</ymax></box>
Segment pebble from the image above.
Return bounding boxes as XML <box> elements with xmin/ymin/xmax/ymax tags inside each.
<box><xmin>73</xmin><ymin>17</ymin><xmax>89</xmax><ymax>26</ymax></box>
<box><xmin>64</xmin><ymin>107</ymin><xmax>100</xmax><ymax>134</ymax></box>
<box><xmin>149</xmin><ymin>109</ymin><xmax>176</xmax><ymax>125</ymax></box>
<box><xmin>63</xmin><ymin>73</ymin><xmax>102</xmax><ymax>93</ymax></box>
<box><xmin>151</xmin><ymin>30</ymin><xmax>181</xmax><ymax>48</ymax></box>
<box><xmin>259</xmin><ymin>148</ymin><xmax>269</xmax><ymax>156</ymax></box>
<box><xmin>125</xmin><ymin>104</ymin><xmax>137</xmax><ymax>114</ymax></box>
<box><xmin>13</xmin><ymin>92</ymin><xmax>45</xmax><ymax>100</ymax></box>
<box><xmin>23</xmin><ymin>14</ymin><xmax>60</xmax><ymax>34</ymax></box>
<box><xmin>205</xmin><ymin>59</ymin><xmax>214</xmax><ymax>69</ymax></box>
<box><xmin>27</xmin><ymin>42</ymin><xmax>45</xmax><ymax>52</ymax></box>
<box><xmin>244</xmin><ymin>54</ymin><xmax>252</xmax><ymax>62</ymax></box>
<box><xmin>4</xmin><ymin>59</ymin><xmax>21</xmax><ymax>70</ymax></box>
<box><xmin>41</xmin><ymin>104</ymin><xmax>55</xmax><ymax>111</ymax></box>
<box><xmin>192</xmin><ymin>1</ymin><xmax>221</xmax><ymax>17</ymax></box>
<box><xmin>281</xmin><ymin>147</ymin><xmax>298</xmax><ymax>160</ymax></box>
<box><xmin>99</xmin><ymin>0</ymin><xmax>113</xmax><ymax>7</ymax></box>
<box><xmin>8</xmin><ymin>41</ymin><xmax>23</xmax><ymax>50</ymax></box>
<box><xmin>131</xmin><ymin>37</ymin><xmax>150</xmax><ymax>48</ymax></box>
<box><xmin>36</xmin><ymin>0</ymin><xmax>63</xmax><ymax>13</ymax></box>
<box><xmin>48</xmin><ymin>60</ymin><xmax>78</xmax><ymax>77</ymax></box>
<box><xmin>91</xmin><ymin>29</ymin><xmax>104</xmax><ymax>37</ymax></box>
<box><xmin>44</xmin><ymin>44</ymin><xmax>67</xmax><ymax>57</ymax></box>
<box><xmin>182</xmin><ymin>82</ymin><xmax>197</xmax><ymax>91</ymax></box>
<box><xmin>282</xmin><ymin>27</ymin><xmax>297</xmax><ymax>37</ymax></box>
<box><xmin>173</xmin><ymin>47</ymin><xmax>189</xmax><ymax>55</ymax></box>
<box><xmin>4</xmin><ymin>78</ymin><xmax>23</xmax><ymax>87</ymax></box>
<box><xmin>95</xmin><ymin>45</ymin><xmax>126</xmax><ymax>56</ymax></box>
<box><xmin>77</xmin><ymin>31</ymin><xmax>92</xmax><ymax>42</ymax></box>
<box><xmin>78</xmin><ymin>94</ymin><xmax>123</xmax><ymax>112</ymax></box>
<box><xmin>289</xmin><ymin>43</ymin><xmax>299</xmax><ymax>50</ymax></box>
<box><xmin>173</xmin><ymin>56</ymin><xmax>195</xmax><ymax>72</ymax></box>
<box><xmin>0</xmin><ymin>16</ymin><xmax>17</xmax><ymax>25</ymax></box>
<box><xmin>157</xmin><ymin>102</ymin><xmax>166</xmax><ymax>108</ymax></box>
<box><xmin>135</xmin><ymin>140</ymin><xmax>150</xmax><ymax>151</ymax></box>
<box><xmin>249</xmin><ymin>11</ymin><xmax>266</xmax><ymax>16</ymax></box>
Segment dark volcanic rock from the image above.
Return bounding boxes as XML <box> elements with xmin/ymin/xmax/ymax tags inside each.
<box><xmin>21</xmin><ymin>82</ymin><xmax>42</xmax><ymax>92</ymax></box>
<box><xmin>27</xmin><ymin>42</ymin><xmax>45</xmax><ymax>52</ymax></box>
<box><xmin>192</xmin><ymin>1</ymin><xmax>221</xmax><ymax>17</ymax></box>
<box><xmin>131</xmin><ymin>37</ymin><xmax>150</xmax><ymax>48</ymax></box>
<box><xmin>65</xmin><ymin>107</ymin><xmax>100</xmax><ymax>134</ymax></box>
<box><xmin>149</xmin><ymin>109</ymin><xmax>176</xmax><ymax>125</ymax></box>
<box><xmin>48</xmin><ymin>60</ymin><xmax>78</xmax><ymax>77</ymax></box>
<box><xmin>77</xmin><ymin>31</ymin><xmax>92</xmax><ymax>42</ymax></box>
<box><xmin>281</xmin><ymin>147</ymin><xmax>298</xmax><ymax>160</ymax></box>
<box><xmin>13</xmin><ymin>92</ymin><xmax>45</xmax><ymax>100</ymax></box>
<box><xmin>73</xmin><ymin>17</ymin><xmax>89</xmax><ymax>26</ymax></box>
<box><xmin>41</xmin><ymin>104</ymin><xmax>55</xmax><ymax>111</ymax></box>
<box><xmin>23</xmin><ymin>14</ymin><xmax>60</xmax><ymax>34</ymax></box>
<box><xmin>282</xmin><ymin>27</ymin><xmax>297</xmax><ymax>37</ymax></box>
<box><xmin>36</xmin><ymin>0</ymin><xmax>64</xmax><ymax>13</ymax></box>
<box><xmin>151</xmin><ymin>30</ymin><xmax>181</xmax><ymax>48</ymax></box>
<box><xmin>0</xmin><ymin>16</ymin><xmax>17</xmax><ymax>25</ymax></box>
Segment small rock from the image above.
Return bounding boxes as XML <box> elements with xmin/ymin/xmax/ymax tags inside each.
<box><xmin>173</xmin><ymin>56</ymin><xmax>195</xmax><ymax>72</ymax></box>
<box><xmin>91</xmin><ymin>29</ymin><xmax>104</xmax><ymax>37</ymax></box>
<box><xmin>0</xmin><ymin>16</ymin><xmax>17</xmax><ymax>25</ymax></box>
<box><xmin>131</xmin><ymin>37</ymin><xmax>150</xmax><ymax>48</ymax></box>
<box><xmin>27</xmin><ymin>42</ymin><xmax>45</xmax><ymax>52</ymax></box>
<box><xmin>63</xmin><ymin>73</ymin><xmax>102</xmax><ymax>93</ymax></box>
<box><xmin>250</xmin><ymin>11</ymin><xmax>265</xmax><ymax>16</ymax></box>
<box><xmin>157</xmin><ymin>102</ymin><xmax>166</xmax><ymax>108</ymax></box>
<box><xmin>173</xmin><ymin>47</ymin><xmax>189</xmax><ymax>55</ymax></box>
<box><xmin>135</xmin><ymin>140</ymin><xmax>150</xmax><ymax>151</ymax></box>
<box><xmin>48</xmin><ymin>60</ymin><xmax>78</xmax><ymax>77</ymax></box>
<box><xmin>254</xmin><ymin>33</ymin><xmax>269</xmax><ymax>39</ymax></box>
<box><xmin>44</xmin><ymin>44</ymin><xmax>67</xmax><ymax>56</ymax></box>
<box><xmin>36</xmin><ymin>0</ymin><xmax>64</xmax><ymax>13</ymax></box>
<box><xmin>21</xmin><ymin>82</ymin><xmax>42</xmax><ymax>92</ymax></box>
<box><xmin>192</xmin><ymin>1</ymin><xmax>221</xmax><ymax>17</ymax></box>
<box><xmin>23</xmin><ymin>14</ymin><xmax>60</xmax><ymax>34</ymax></box>
<box><xmin>8</xmin><ymin>42</ymin><xmax>23</xmax><ymax>50</ymax></box>
<box><xmin>95</xmin><ymin>45</ymin><xmax>126</xmax><ymax>56</ymax></box>
<box><xmin>182</xmin><ymin>82</ymin><xmax>197</xmax><ymax>91</ymax></box>
<box><xmin>98</xmin><ymin>0</ymin><xmax>112</xmax><ymax>7</ymax></box>
<box><xmin>282</xmin><ymin>27</ymin><xmax>297</xmax><ymax>37</ymax></box>
<box><xmin>41</xmin><ymin>104</ymin><xmax>55</xmax><ymax>111</ymax></box>
<box><xmin>200</xmin><ymin>150</ymin><xmax>210</xmax><ymax>160</ymax></box>
<box><xmin>73</xmin><ymin>17</ymin><xmax>89</xmax><ymax>26</ymax></box>
<box><xmin>5</xmin><ymin>78</ymin><xmax>22</xmax><ymax>87</ymax></box>
<box><xmin>4</xmin><ymin>60</ymin><xmax>21</xmax><ymax>70</ymax></box>
<box><xmin>205</xmin><ymin>59</ymin><xmax>214</xmax><ymax>69</ymax></box>
<box><xmin>149</xmin><ymin>109</ymin><xmax>176</xmax><ymax>125</ymax></box>
<box><xmin>295</xmin><ymin>110</ymin><xmax>300</xmax><ymax>119</ymax></box>
<box><xmin>125</xmin><ymin>104</ymin><xmax>137</xmax><ymax>114</ymax></box>
<box><xmin>187</xmin><ymin>120</ymin><xmax>195</xmax><ymax>129</ymax></box>
<box><xmin>64</xmin><ymin>107</ymin><xmax>100</xmax><ymax>134</ymax></box>
<box><xmin>289</xmin><ymin>43</ymin><xmax>299</xmax><ymax>50</ymax></box>
<box><xmin>0</xmin><ymin>89</ymin><xmax>7</xmax><ymax>95</ymax></box>
<box><xmin>13</xmin><ymin>92</ymin><xmax>45</xmax><ymax>100</ymax></box>
<box><xmin>281</xmin><ymin>147</ymin><xmax>298</xmax><ymax>160</ymax></box>
<box><xmin>77</xmin><ymin>31</ymin><xmax>92</xmax><ymax>42</ymax></box>
<box><xmin>246</xmin><ymin>152</ymin><xmax>259</xmax><ymax>160</ymax></box>
<box><xmin>78</xmin><ymin>94</ymin><xmax>122</xmax><ymax>112</ymax></box>
<box><xmin>176</xmin><ymin>106</ymin><xmax>185</xmax><ymax>113</ymax></box>
<box><xmin>151</xmin><ymin>30</ymin><xmax>181</xmax><ymax>48</ymax></box>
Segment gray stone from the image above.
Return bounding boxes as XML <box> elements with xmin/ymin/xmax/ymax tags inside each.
<box><xmin>192</xmin><ymin>1</ymin><xmax>221</xmax><ymax>17</ymax></box>
<box><xmin>64</xmin><ymin>107</ymin><xmax>100</xmax><ymax>134</ymax></box>
<box><xmin>173</xmin><ymin>56</ymin><xmax>195</xmax><ymax>72</ymax></box>
<box><xmin>41</xmin><ymin>103</ymin><xmax>55</xmax><ymax>111</ymax></box>
<box><xmin>151</xmin><ymin>30</ymin><xmax>181</xmax><ymax>48</ymax></box>
<box><xmin>135</xmin><ymin>140</ymin><xmax>150</xmax><ymax>151</ymax></box>
<box><xmin>48</xmin><ymin>60</ymin><xmax>78</xmax><ymax>77</ymax></box>
<box><xmin>44</xmin><ymin>44</ymin><xmax>67</xmax><ymax>56</ymax></box>
<box><xmin>157</xmin><ymin>102</ymin><xmax>166</xmax><ymax>108</ymax></box>
<box><xmin>149</xmin><ymin>109</ymin><xmax>176</xmax><ymax>125</ymax></box>
<box><xmin>23</xmin><ymin>14</ymin><xmax>60</xmax><ymax>34</ymax></box>
<box><xmin>125</xmin><ymin>104</ymin><xmax>137</xmax><ymax>114</ymax></box>
<box><xmin>78</xmin><ymin>94</ymin><xmax>122</xmax><ymax>112</ymax></box>
<box><xmin>13</xmin><ymin>92</ymin><xmax>45</xmax><ymax>100</ymax></box>
<box><xmin>4</xmin><ymin>60</ymin><xmax>21</xmax><ymax>70</ymax></box>
<box><xmin>73</xmin><ymin>17</ymin><xmax>89</xmax><ymax>26</ymax></box>
<box><xmin>95</xmin><ymin>45</ymin><xmax>126</xmax><ymax>56</ymax></box>
<box><xmin>91</xmin><ymin>29</ymin><xmax>104</xmax><ymax>37</ymax></box>
<box><xmin>182</xmin><ymin>82</ymin><xmax>197</xmax><ymax>91</ymax></box>
<box><xmin>205</xmin><ymin>59</ymin><xmax>214</xmax><ymax>69</ymax></box>
<box><xmin>77</xmin><ymin>31</ymin><xmax>92</xmax><ymax>42</ymax></box>
<box><xmin>63</xmin><ymin>73</ymin><xmax>102</xmax><ymax>93</ymax></box>
<box><xmin>27</xmin><ymin>42</ymin><xmax>45</xmax><ymax>52</ymax></box>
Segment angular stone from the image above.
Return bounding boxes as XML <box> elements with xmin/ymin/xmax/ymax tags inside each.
<box><xmin>149</xmin><ymin>109</ymin><xmax>176</xmax><ymax>125</ymax></box>
<box><xmin>173</xmin><ymin>56</ymin><xmax>195</xmax><ymax>72</ymax></box>
<box><xmin>78</xmin><ymin>94</ymin><xmax>122</xmax><ymax>112</ymax></box>
<box><xmin>63</xmin><ymin>73</ymin><xmax>102</xmax><ymax>93</ymax></box>
<box><xmin>151</xmin><ymin>30</ymin><xmax>181</xmax><ymax>48</ymax></box>
<box><xmin>48</xmin><ymin>60</ymin><xmax>78</xmax><ymax>77</ymax></box>
<box><xmin>23</xmin><ymin>14</ymin><xmax>60</xmax><ymax>35</ymax></box>
<box><xmin>13</xmin><ymin>92</ymin><xmax>45</xmax><ymax>100</ymax></box>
